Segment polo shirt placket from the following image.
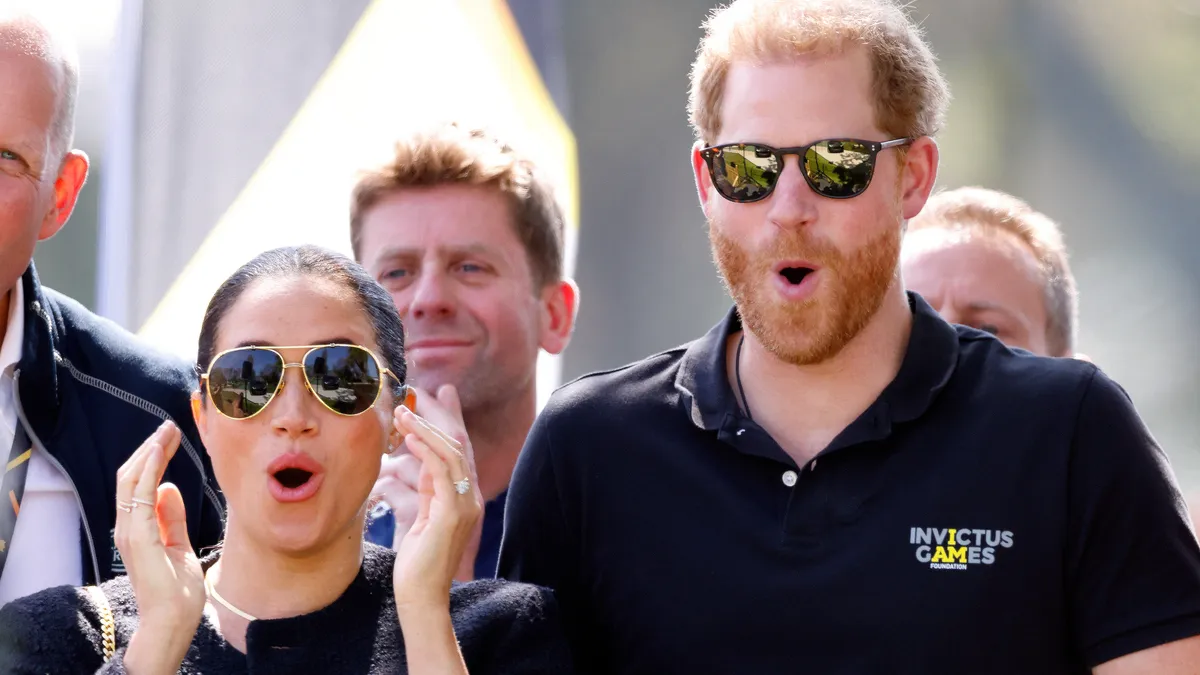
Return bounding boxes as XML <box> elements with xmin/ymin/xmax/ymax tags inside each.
<box><xmin>499</xmin><ymin>292</ymin><xmax>1200</xmax><ymax>675</ymax></box>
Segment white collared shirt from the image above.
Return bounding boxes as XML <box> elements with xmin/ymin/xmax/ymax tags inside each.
<box><xmin>0</xmin><ymin>282</ymin><xmax>82</xmax><ymax>606</ymax></box>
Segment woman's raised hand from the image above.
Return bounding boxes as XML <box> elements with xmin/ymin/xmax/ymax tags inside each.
<box><xmin>390</xmin><ymin>398</ymin><xmax>483</xmax><ymax>613</ymax></box>
<box><xmin>113</xmin><ymin>421</ymin><xmax>205</xmax><ymax>674</ymax></box>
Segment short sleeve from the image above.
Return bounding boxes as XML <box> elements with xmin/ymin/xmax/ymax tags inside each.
<box><xmin>1065</xmin><ymin>367</ymin><xmax>1200</xmax><ymax>666</ymax></box>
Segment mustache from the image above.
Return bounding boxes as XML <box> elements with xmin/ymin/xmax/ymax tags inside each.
<box><xmin>705</xmin><ymin>217</ymin><xmax>841</xmax><ymax>267</ymax></box>
<box><xmin>755</xmin><ymin>233</ymin><xmax>843</xmax><ymax>269</ymax></box>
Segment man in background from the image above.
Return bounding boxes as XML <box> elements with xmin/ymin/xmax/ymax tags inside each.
<box><xmin>903</xmin><ymin>186</ymin><xmax>1200</xmax><ymax>536</ymax></box>
<box><xmin>901</xmin><ymin>185</ymin><xmax>1077</xmax><ymax>357</ymax></box>
<box><xmin>353</xmin><ymin>124</ymin><xmax>577</xmax><ymax>579</ymax></box>
<box><xmin>0</xmin><ymin>8</ymin><xmax>222</xmax><ymax>605</ymax></box>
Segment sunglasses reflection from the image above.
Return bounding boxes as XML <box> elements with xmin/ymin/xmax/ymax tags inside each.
<box><xmin>204</xmin><ymin>344</ymin><xmax>398</xmax><ymax>419</ymax></box>
<box><xmin>706</xmin><ymin>138</ymin><xmax>903</xmax><ymax>202</ymax></box>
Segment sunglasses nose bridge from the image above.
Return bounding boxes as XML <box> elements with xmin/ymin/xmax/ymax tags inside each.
<box><xmin>772</xmin><ymin>154</ymin><xmax>816</xmax><ymax>196</ymax></box>
<box><xmin>269</xmin><ymin>364</ymin><xmax>322</xmax><ymax>425</ymax></box>
<box><xmin>778</xmin><ymin>151</ymin><xmax>806</xmax><ymax>180</ymax></box>
<box><xmin>764</xmin><ymin>160</ymin><xmax>822</xmax><ymax>225</ymax></box>
<box><xmin>272</xmin><ymin>361</ymin><xmax>307</xmax><ymax>394</ymax></box>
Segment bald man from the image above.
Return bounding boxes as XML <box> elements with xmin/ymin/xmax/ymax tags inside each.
<box><xmin>903</xmin><ymin>186</ymin><xmax>1200</xmax><ymax>539</ymax></box>
<box><xmin>0</xmin><ymin>10</ymin><xmax>222</xmax><ymax>606</ymax></box>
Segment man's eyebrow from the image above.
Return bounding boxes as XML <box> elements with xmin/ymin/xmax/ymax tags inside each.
<box><xmin>370</xmin><ymin>246</ymin><xmax>420</xmax><ymax>261</ymax></box>
<box><xmin>964</xmin><ymin>301</ymin><xmax>1018</xmax><ymax>320</ymax></box>
<box><xmin>370</xmin><ymin>243</ymin><xmax>501</xmax><ymax>262</ymax></box>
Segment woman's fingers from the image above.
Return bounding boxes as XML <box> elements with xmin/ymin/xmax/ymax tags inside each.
<box><xmin>114</xmin><ymin>421</ymin><xmax>176</xmax><ymax>564</ymax></box>
<box><xmin>116</xmin><ymin>425</ymin><xmax>162</xmax><ymax>509</ymax></box>
<box><xmin>404</xmin><ymin>440</ymin><xmax>435</xmax><ymax>530</ymax></box>
<box><xmin>155</xmin><ymin>482</ymin><xmax>192</xmax><ymax>552</ymax></box>
<box><xmin>127</xmin><ymin>442</ymin><xmax>166</xmax><ymax>549</ymax></box>
<box><xmin>134</xmin><ymin>424</ymin><xmax>180</xmax><ymax>508</ymax></box>
<box><xmin>395</xmin><ymin>407</ymin><xmax>463</xmax><ymax>456</ymax></box>
<box><xmin>406</xmin><ymin>433</ymin><xmax>456</xmax><ymax>503</ymax></box>
<box><xmin>398</xmin><ymin>410</ymin><xmax>469</xmax><ymax>482</ymax></box>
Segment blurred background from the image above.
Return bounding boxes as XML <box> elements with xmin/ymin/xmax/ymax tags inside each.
<box><xmin>33</xmin><ymin>0</ymin><xmax>1200</xmax><ymax>488</ymax></box>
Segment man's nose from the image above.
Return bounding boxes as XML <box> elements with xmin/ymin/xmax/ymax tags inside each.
<box><xmin>764</xmin><ymin>156</ymin><xmax>819</xmax><ymax>229</ymax></box>
<box><xmin>408</xmin><ymin>271</ymin><xmax>456</xmax><ymax>320</ymax></box>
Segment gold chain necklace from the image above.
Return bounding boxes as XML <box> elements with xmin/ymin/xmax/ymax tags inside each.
<box><xmin>204</xmin><ymin>567</ymin><xmax>257</xmax><ymax>622</ymax></box>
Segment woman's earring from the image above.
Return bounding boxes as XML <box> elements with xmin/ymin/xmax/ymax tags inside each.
<box><xmin>385</xmin><ymin>437</ymin><xmax>402</xmax><ymax>455</ymax></box>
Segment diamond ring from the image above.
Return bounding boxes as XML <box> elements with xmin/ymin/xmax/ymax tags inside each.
<box><xmin>454</xmin><ymin>478</ymin><xmax>470</xmax><ymax>495</ymax></box>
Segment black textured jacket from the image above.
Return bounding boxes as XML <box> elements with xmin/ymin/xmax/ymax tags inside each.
<box><xmin>0</xmin><ymin>543</ymin><xmax>573</xmax><ymax>674</ymax></box>
<box><xmin>11</xmin><ymin>263</ymin><xmax>224</xmax><ymax>585</ymax></box>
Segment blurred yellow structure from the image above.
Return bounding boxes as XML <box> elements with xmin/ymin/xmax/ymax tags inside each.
<box><xmin>135</xmin><ymin>0</ymin><xmax>578</xmax><ymax>411</ymax></box>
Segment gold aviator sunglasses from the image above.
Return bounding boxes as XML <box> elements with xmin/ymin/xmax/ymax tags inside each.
<box><xmin>200</xmin><ymin>344</ymin><xmax>408</xmax><ymax>420</ymax></box>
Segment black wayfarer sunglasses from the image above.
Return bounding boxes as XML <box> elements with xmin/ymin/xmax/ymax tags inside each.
<box><xmin>700</xmin><ymin>137</ymin><xmax>912</xmax><ymax>202</ymax></box>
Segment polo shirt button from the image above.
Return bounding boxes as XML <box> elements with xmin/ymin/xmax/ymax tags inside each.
<box><xmin>782</xmin><ymin>470</ymin><xmax>798</xmax><ymax>487</ymax></box>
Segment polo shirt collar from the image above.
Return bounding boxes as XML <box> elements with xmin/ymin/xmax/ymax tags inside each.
<box><xmin>675</xmin><ymin>291</ymin><xmax>959</xmax><ymax>437</ymax></box>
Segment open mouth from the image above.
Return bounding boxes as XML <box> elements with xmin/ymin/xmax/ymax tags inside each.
<box><xmin>273</xmin><ymin>467</ymin><xmax>314</xmax><ymax>489</ymax></box>
<box><xmin>779</xmin><ymin>266</ymin><xmax>815</xmax><ymax>285</ymax></box>
<box><xmin>266</xmin><ymin>451</ymin><xmax>325</xmax><ymax>502</ymax></box>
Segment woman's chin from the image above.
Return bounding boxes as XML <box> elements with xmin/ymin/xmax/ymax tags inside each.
<box><xmin>258</xmin><ymin>513</ymin><xmax>345</xmax><ymax>555</ymax></box>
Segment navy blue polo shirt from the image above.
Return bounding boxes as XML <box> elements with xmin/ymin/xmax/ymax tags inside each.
<box><xmin>498</xmin><ymin>293</ymin><xmax>1200</xmax><ymax>674</ymax></box>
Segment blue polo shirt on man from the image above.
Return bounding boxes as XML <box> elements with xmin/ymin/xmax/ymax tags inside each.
<box><xmin>497</xmin><ymin>292</ymin><xmax>1200</xmax><ymax>674</ymax></box>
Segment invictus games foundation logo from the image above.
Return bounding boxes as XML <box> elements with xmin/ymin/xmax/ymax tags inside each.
<box><xmin>910</xmin><ymin>527</ymin><xmax>1014</xmax><ymax>570</ymax></box>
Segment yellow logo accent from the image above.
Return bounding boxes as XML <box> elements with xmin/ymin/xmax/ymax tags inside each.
<box><xmin>0</xmin><ymin>539</ymin><xmax>6</xmax><ymax>552</ymax></box>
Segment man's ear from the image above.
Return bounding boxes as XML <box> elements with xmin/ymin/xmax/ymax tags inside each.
<box><xmin>899</xmin><ymin>137</ymin><xmax>939</xmax><ymax>221</ymax></box>
<box><xmin>691</xmin><ymin>141</ymin><xmax>716</xmax><ymax>219</ymax></box>
<box><xmin>539</xmin><ymin>278</ymin><xmax>579</xmax><ymax>356</ymax></box>
<box><xmin>39</xmin><ymin>150</ymin><xmax>89</xmax><ymax>241</ymax></box>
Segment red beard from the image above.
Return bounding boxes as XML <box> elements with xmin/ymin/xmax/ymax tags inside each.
<box><xmin>710</xmin><ymin>218</ymin><xmax>901</xmax><ymax>366</ymax></box>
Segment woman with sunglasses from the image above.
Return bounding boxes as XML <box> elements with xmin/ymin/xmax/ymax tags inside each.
<box><xmin>0</xmin><ymin>246</ymin><xmax>571</xmax><ymax>674</ymax></box>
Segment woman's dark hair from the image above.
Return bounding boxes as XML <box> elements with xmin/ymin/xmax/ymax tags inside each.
<box><xmin>196</xmin><ymin>245</ymin><xmax>406</xmax><ymax>395</ymax></box>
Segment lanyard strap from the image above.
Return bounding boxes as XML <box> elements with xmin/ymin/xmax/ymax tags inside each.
<box><xmin>0</xmin><ymin>423</ymin><xmax>31</xmax><ymax>580</ymax></box>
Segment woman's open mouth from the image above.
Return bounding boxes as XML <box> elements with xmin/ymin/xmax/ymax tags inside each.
<box><xmin>266</xmin><ymin>453</ymin><xmax>325</xmax><ymax>503</ymax></box>
<box><xmin>273</xmin><ymin>467</ymin><xmax>312</xmax><ymax>489</ymax></box>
